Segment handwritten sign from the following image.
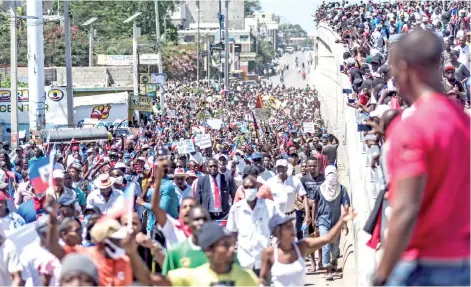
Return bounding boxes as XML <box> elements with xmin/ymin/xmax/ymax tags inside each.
<box><xmin>194</xmin><ymin>134</ymin><xmax>212</xmax><ymax>149</ymax></box>
<box><xmin>130</xmin><ymin>96</ymin><xmax>153</xmax><ymax>112</ymax></box>
<box><xmin>177</xmin><ymin>139</ymin><xmax>196</xmax><ymax>154</ymax></box>
<box><xmin>303</xmin><ymin>122</ymin><xmax>315</xmax><ymax>134</ymax></box>
<box><xmin>167</xmin><ymin>110</ymin><xmax>176</xmax><ymax>118</ymax></box>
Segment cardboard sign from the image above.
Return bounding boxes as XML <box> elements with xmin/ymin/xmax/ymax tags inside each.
<box><xmin>177</xmin><ymin>139</ymin><xmax>196</xmax><ymax>154</ymax></box>
<box><xmin>167</xmin><ymin>110</ymin><xmax>176</xmax><ymax>118</ymax></box>
<box><xmin>303</xmin><ymin>122</ymin><xmax>315</xmax><ymax>134</ymax></box>
<box><xmin>194</xmin><ymin>134</ymin><xmax>212</xmax><ymax>149</ymax></box>
<box><xmin>130</xmin><ymin>96</ymin><xmax>153</xmax><ymax>112</ymax></box>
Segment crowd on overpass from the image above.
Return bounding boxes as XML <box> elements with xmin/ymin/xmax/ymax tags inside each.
<box><xmin>315</xmin><ymin>1</ymin><xmax>470</xmax><ymax>286</ymax></box>
<box><xmin>0</xmin><ymin>63</ymin><xmax>357</xmax><ymax>286</ymax></box>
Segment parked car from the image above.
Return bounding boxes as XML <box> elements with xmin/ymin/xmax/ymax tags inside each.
<box><xmin>284</xmin><ymin>46</ymin><xmax>295</xmax><ymax>54</ymax></box>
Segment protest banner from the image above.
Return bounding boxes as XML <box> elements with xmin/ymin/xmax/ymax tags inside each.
<box><xmin>194</xmin><ymin>134</ymin><xmax>212</xmax><ymax>149</ymax></box>
<box><xmin>177</xmin><ymin>139</ymin><xmax>196</xmax><ymax>154</ymax></box>
<box><xmin>303</xmin><ymin>122</ymin><xmax>315</xmax><ymax>134</ymax></box>
<box><xmin>130</xmin><ymin>96</ymin><xmax>153</xmax><ymax>112</ymax></box>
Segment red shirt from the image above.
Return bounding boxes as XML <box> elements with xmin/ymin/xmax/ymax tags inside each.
<box><xmin>387</xmin><ymin>93</ymin><xmax>470</xmax><ymax>260</ymax></box>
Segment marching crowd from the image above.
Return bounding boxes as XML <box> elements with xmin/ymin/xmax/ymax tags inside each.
<box><xmin>315</xmin><ymin>0</ymin><xmax>470</xmax><ymax>286</ymax></box>
<box><xmin>0</xmin><ymin>53</ymin><xmax>358</xmax><ymax>286</ymax></box>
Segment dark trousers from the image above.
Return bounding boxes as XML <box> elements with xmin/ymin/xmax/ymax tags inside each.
<box><xmin>295</xmin><ymin>210</ymin><xmax>305</xmax><ymax>240</ymax></box>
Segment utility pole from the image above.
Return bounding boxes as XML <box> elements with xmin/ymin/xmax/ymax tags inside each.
<box><xmin>64</xmin><ymin>0</ymin><xmax>74</xmax><ymax>127</ymax></box>
<box><xmin>154</xmin><ymin>0</ymin><xmax>163</xmax><ymax>73</ymax></box>
<box><xmin>207</xmin><ymin>40</ymin><xmax>211</xmax><ymax>82</ymax></box>
<box><xmin>88</xmin><ymin>25</ymin><xmax>94</xmax><ymax>66</ymax></box>
<box><xmin>132</xmin><ymin>22</ymin><xmax>139</xmax><ymax>96</ymax></box>
<box><xmin>27</xmin><ymin>0</ymin><xmax>45</xmax><ymax>133</ymax></box>
<box><xmin>196</xmin><ymin>0</ymin><xmax>200</xmax><ymax>81</ymax></box>
<box><xmin>10</xmin><ymin>2</ymin><xmax>18</xmax><ymax>149</ymax></box>
<box><xmin>224</xmin><ymin>0</ymin><xmax>229</xmax><ymax>89</ymax></box>
<box><xmin>154</xmin><ymin>0</ymin><xmax>165</xmax><ymax>114</ymax></box>
<box><xmin>218</xmin><ymin>0</ymin><xmax>222</xmax><ymax>84</ymax></box>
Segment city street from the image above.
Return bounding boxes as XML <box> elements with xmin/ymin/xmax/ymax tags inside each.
<box><xmin>266</xmin><ymin>51</ymin><xmax>353</xmax><ymax>287</ymax></box>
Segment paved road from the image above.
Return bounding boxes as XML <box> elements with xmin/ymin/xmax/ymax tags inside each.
<box><xmin>269</xmin><ymin>51</ymin><xmax>314</xmax><ymax>88</ymax></box>
<box><xmin>267</xmin><ymin>51</ymin><xmax>354</xmax><ymax>287</ymax></box>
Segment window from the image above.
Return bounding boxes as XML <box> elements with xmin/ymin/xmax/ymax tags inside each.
<box><xmin>241</xmin><ymin>44</ymin><xmax>250</xmax><ymax>53</ymax></box>
<box><xmin>240</xmin><ymin>35</ymin><xmax>249</xmax><ymax>42</ymax></box>
<box><xmin>184</xmin><ymin>35</ymin><xmax>195</xmax><ymax>42</ymax></box>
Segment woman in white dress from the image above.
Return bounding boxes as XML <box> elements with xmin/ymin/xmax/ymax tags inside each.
<box><xmin>259</xmin><ymin>206</ymin><xmax>356</xmax><ymax>286</ymax></box>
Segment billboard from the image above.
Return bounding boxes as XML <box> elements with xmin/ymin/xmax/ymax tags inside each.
<box><xmin>0</xmin><ymin>87</ymin><xmax>68</xmax><ymax>125</ymax></box>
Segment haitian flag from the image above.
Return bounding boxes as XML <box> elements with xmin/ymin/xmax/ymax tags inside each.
<box><xmin>29</xmin><ymin>157</ymin><xmax>51</xmax><ymax>194</ymax></box>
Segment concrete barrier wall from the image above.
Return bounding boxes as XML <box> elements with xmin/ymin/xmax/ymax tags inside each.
<box><xmin>313</xmin><ymin>23</ymin><xmax>377</xmax><ymax>286</ymax></box>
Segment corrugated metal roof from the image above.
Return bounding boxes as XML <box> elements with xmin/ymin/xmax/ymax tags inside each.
<box><xmin>74</xmin><ymin>92</ymin><xmax>128</xmax><ymax>107</ymax></box>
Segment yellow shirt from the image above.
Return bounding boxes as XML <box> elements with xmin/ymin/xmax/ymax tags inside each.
<box><xmin>168</xmin><ymin>263</ymin><xmax>258</xmax><ymax>286</ymax></box>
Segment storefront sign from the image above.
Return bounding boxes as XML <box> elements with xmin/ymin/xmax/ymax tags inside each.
<box><xmin>0</xmin><ymin>87</ymin><xmax>68</xmax><ymax>125</ymax></box>
<box><xmin>130</xmin><ymin>96</ymin><xmax>153</xmax><ymax>112</ymax></box>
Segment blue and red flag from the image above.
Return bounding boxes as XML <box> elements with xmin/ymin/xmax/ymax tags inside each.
<box><xmin>99</xmin><ymin>183</ymin><xmax>135</xmax><ymax>231</ymax></box>
<box><xmin>29</xmin><ymin>157</ymin><xmax>51</xmax><ymax>194</ymax></box>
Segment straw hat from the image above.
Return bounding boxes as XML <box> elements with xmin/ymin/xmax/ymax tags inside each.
<box><xmin>94</xmin><ymin>174</ymin><xmax>113</xmax><ymax>189</ymax></box>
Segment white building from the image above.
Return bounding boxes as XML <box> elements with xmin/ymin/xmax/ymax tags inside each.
<box><xmin>245</xmin><ymin>12</ymin><xmax>280</xmax><ymax>50</ymax></box>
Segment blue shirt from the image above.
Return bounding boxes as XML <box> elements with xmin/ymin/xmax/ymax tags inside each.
<box><xmin>16</xmin><ymin>200</ymin><xmax>47</xmax><ymax>223</ymax></box>
<box><xmin>143</xmin><ymin>177</ymin><xmax>179</xmax><ymax>232</ymax></box>
<box><xmin>313</xmin><ymin>185</ymin><xmax>350</xmax><ymax>229</ymax></box>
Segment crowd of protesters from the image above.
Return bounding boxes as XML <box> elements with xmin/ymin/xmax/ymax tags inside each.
<box><xmin>0</xmin><ymin>50</ymin><xmax>359</xmax><ymax>286</ymax></box>
<box><xmin>315</xmin><ymin>1</ymin><xmax>470</xmax><ymax>286</ymax></box>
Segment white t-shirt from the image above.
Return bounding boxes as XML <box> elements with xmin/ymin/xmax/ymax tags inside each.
<box><xmin>0</xmin><ymin>239</ymin><xmax>22</xmax><ymax>286</ymax></box>
<box><xmin>158</xmin><ymin>214</ymin><xmax>187</xmax><ymax>248</ymax></box>
<box><xmin>454</xmin><ymin>44</ymin><xmax>470</xmax><ymax>70</ymax></box>
<box><xmin>266</xmin><ymin>175</ymin><xmax>306</xmax><ymax>213</ymax></box>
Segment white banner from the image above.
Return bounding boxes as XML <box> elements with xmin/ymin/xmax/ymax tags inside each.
<box><xmin>0</xmin><ymin>87</ymin><xmax>68</xmax><ymax>125</ymax></box>
<box><xmin>177</xmin><ymin>139</ymin><xmax>196</xmax><ymax>154</ymax></box>
<box><xmin>97</xmin><ymin>54</ymin><xmax>160</xmax><ymax>66</ymax></box>
<box><xmin>303</xmin><ymin>122</ymin><xmax>315</xmax><ymax>134</ymax></box>
<box><xmin>194</xmin><ymin>134</ymin><xmax>212</xmax><ymax>149</ymax></box>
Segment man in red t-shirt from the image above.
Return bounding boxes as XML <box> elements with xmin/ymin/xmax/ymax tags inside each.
<box><xmin>374</xmin><ymin>30</ymin><xmax>470</xmax><ymax>286</ymax></box>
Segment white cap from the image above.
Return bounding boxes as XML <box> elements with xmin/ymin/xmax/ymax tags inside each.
<box><xmin>275</xmin><ymin>159</ymin><xmax>288</xmax><ymax>167</ymax></box>
<box><xmin>53</xmin><ymin>169</ymin><xmax>65</xmax><ymax>179</ymax></box>
<box><xmin>115</xmin><ymin>162</ymin><xmax>127</xmax><ymax>169</ymax></box>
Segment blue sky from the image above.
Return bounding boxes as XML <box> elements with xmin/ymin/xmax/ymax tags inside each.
<box><xmin>260</xmin><ymin>0</ymin><xmax>324</xmax><ymax>33</ymax></box>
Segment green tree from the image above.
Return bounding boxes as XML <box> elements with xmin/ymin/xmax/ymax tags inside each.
<box><xmin>245</xmin><ymin>0</ymin><xmax>262</xmax><ymax>16</ymax></box>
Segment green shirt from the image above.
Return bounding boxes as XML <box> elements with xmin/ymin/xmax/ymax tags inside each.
<box><xmin>72</xmin><ymin>187</ymin><xmax>86</xmax><ymax>206</ymax></box>
<box><xmin>162</xmin><ymin>238</ymin><xmax>239</xmax><ymax>275</ymax></box>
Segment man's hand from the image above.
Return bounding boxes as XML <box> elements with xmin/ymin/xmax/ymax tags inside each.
<box><xmin>136</xmin><ymin>197</ymin><xmax>145</xmax><ymax>206</ymax></box>
<box><xmin>340</xmin><ymin>206</ymin><xmax>357</xmax><ymax>223</ymax></box>
<box><xmin>122</xmin><ymin>231</ymin><xmax>138</xmax><ymax>255</ymax></box>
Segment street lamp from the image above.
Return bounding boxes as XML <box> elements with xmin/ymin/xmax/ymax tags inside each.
<box><xmin>82</xmin><ymin>17</ymin><xmax>98</xmax><ymax>67</ymax></box>
<box><xmin>124</xmin><ymin>12</ymin><xmax>142</xmax><ymax>97</ymax></box>
<box><xmin>10</xmin><ymin>2</ymin><xmax>38</xmax><ymax>149</ymax></box>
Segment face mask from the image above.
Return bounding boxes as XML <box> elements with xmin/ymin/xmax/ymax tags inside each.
<box><xmin>104</xmin><ymin>239</ymin><xmax>126</xmax><ymax>259</ymax></box>
<box><xmin>111</xmin><ymin>176</ymin><xmax>123</xmax><ymax>185</ymax></box>
<box><xmin>244</xmin><ymin>188</ymin><xmax>258</xmax><ymax>201</ymax></box>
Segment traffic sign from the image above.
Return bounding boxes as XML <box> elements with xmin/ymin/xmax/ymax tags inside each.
<box><xmin>140</xmin><ymin>74</ymin><xmax>150</xmax><ymax>84</ymax></box>
<box><xmin>211</xmin><ymin>42</ymin><xmax>224</xmax><ymax>51</ymax></box>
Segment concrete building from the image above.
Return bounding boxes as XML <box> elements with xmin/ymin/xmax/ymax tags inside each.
<box><xmin>1</xmin><ymin>0</ymin><xmax>52</xmax><ymax>14</ymax></box>
<box><xmin>171</xmin><ymin>0</ymin><xmax>244</xmax><ymax>30</ymax></box>
<box><xmin>245</xmin><ymin>12</ymin><xmax>280</xmax><ymax>50</ymax></box>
